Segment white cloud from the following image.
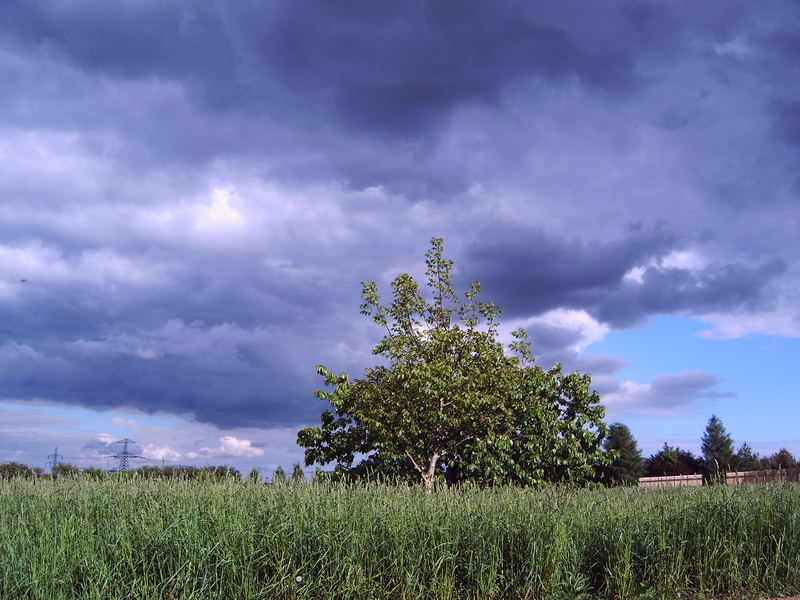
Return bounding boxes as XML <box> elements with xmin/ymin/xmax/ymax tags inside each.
<box><xmin>506</xmin><ymin>309</ymin><xmax>610</xmax><ymax>352</ymax></box>
<box><xmin>623</xmin><ymin>250</ymin><xmax>707</xmax><ymax>285</ymax></box>
<box><xmin>622</xmin><ymin>265</ymin><xmax>646</xmax><ymax>284</ymax></box>
<box><xmin>658</xmin><ymin>250</ymin><xmax>707</xmax><ymax>271</ymax></box>
<box><xmin>142</xmin><ymin>444</ymin><xmax>183</xmax><ymax>461</ymax></box>
<box><xmin>696</xmin><ymin>304</ymin><xmax>800</xmax><ymax>339</ymax></box>
<box><xmin>98</xmin><ymin>432</ymin><xmax>116</xmax><ymax>444</ymax></box>
<box><xmin>196</xmin><ymin>188</ymin><xmax>244</xmax><ymax>229</ymax></box>
<box><xmin>199</xmin><ymin>436</ymin><xmax>264</xmax><ymax>458</ymax></box>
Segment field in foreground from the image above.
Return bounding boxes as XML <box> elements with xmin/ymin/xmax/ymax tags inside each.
<box><xmin>1</xmin><ymin>480</ymin><xmax>800</xmax><ymax>600</ymax></box>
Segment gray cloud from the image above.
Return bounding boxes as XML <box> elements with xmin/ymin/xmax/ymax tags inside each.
<box><xmin>0</xmin><ymin>2</ymin><xmax>640</xmax><ymax>135</ymax></box>
<box><xmin>0</xmin><ymin>0</ymin><xmax>798</xmax><ymax>431</ymax></box>
<box><xmin>770</xmin><ymin>98</ymin><xmax>800</xmax><ymax>150</ymax></box>
<box><xmin>464</xmin><ymin>223</ymin><xmax>786</xmax><ymax>327</ymax></box>
<box><xmin>604</xmin><ymin>370</ymin><xmax>736</xmax><ymax>418</ymax></box>
<box><xmin>1</xmin><ymin>0</ymin><xmax>787</xmax><ymax>199</ymax></box>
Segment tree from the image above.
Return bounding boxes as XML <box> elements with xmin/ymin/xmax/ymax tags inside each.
<box><xmin>645</xmin><ymin>443</ymin><xmax>702</xmax><ymax>477</ymax></box>
<box><xmin>763</xmin><ymin>448</ymin><xmax>797</xmax><ymax>470</ymax></box>
<box><xmin>701</xmin><ymin>415</ymin><xmax>736</xmax><ymax>484</ymax></box>
<box><xmin>297</xmin><ymin>238</ymin><xmax>609</xmax><ymax>489</ymax></box>
<box><xmin>272</xmin><ymin>466</ymin><xmax>287</xmax><ymax>484</ymax></box>
<box><xmin>83</xmin><ymin>467</ymin><xmax>105</xmax><ymax>481</ymax></box>
<box><xmin>291</xmin><ymin>463</ymin><xmax>305</xmax><ymax>483</ymax></box>
<box><xmin>734</xmin><ymin>442</ymin><xmax>760</xmax><ymax>472</ymax></box>
<box><xmin>52</xmin><ymin>463</ymin><xmax>80</xmax><ymax>478</ymax></box>
<box><xmin>600</xmin><ymin>423</ymin><xmax>644</xmax><ymax>486</ymax></box>
<box><xmin>162</xmin><ymin>465</ymin><xmax>200</xmax><ymax>480</ymax></box>
<box><xmin>0</xmin><ymin>462</ymin><xmax>33</xmax><ymax>480</ymax></box>
<box><xmin>136</xmin><ymin>465</ymin><xmax>165</xmax><ymax>479</ymax></box>
<box><xmin>199</xmin><ymin>465</ymin><xmax>241</xmax><ymax>482</ymax></box>
<box><xmin>247</xmin><ymin>467</ymin><xmax>263</xmax><ymax>484</ymax></box>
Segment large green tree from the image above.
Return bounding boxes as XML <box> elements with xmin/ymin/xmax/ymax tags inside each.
<box><xmin>600</xmin><ymin>423</ymin><xmax>644</xmax><ymax>486</ymax></box>
<box><xmin>701</xmin><ymin>415</ymin><xmax>736</xmax><ymax>484</ymax></box>
<box><xmin>297</xmin><ymin>238</ymin><xmax>609</xmax><ymax>489</ymax></box>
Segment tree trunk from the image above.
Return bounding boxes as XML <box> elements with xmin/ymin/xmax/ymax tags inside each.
<box><xmin>420</xmin><ymin>452</ymin><xmax>440</xmax><ymax>492</ymax></box>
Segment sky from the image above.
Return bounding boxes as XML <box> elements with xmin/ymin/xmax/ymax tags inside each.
<box><xmin>1</xmin><ymin>1</ymin><xmax>798</xmax><ymax>477</ymax></box>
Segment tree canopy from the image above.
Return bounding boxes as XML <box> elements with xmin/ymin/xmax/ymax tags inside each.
<box><xmin>645</xmin><ymin>443</ymin><xmax>703</xmax><ymax>477</ymax></box>
<box><xmin>701</xmin><ymin>414</ymin><xmax>736</xmax><ymax>484</ymax></box>
<box><xmin>734</xmin><ymin>442</ymin><xmax>761</xmax><ymax>472</ymax></box>
<box><xmin>297</xmin><ymin>237</ymin><xmax>609</xmax><ymax>489</ymax></box>
<box><xmin>763</xmin><ymin>448</ymin><xmax>797</xmax><ymax>470</ymax></box>
<box><xmin>600</xmin><ymin>423</ymin><xmax>644</xmax><ymax>486</ymax></box>
<box><xmin>0</xmin><ymin>462</ymin><xmax>34</xmax><ymax>480</ymax></box>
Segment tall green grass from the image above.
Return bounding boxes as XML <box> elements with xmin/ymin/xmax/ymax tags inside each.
<box><xmin>2</xmin><ymin>479</ymin><xmax>799</xmax><ymax>599</ymax></box>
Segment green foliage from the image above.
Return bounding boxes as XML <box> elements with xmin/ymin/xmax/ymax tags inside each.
<box><xmin>133</xmin><ymin>465</ymin><xmax>202</xmax><ymax>480</ymax></box>
<box><xmin>272</xmin><ymin>466</ymin><xmax>286</xmax><ymax>484</ymax></box>
<box><xmin>51</xmin><ymin>463</ymin><xmax>80</xmax><ymax>479</ymax></box>
<box><xmin>701</xmin><ymin>415</ymin><xmax>736</xmax><ymax>484</ymax></box>
<box><xmin>247</xmin><ymin>467</ymin><xmax>262</xmax><ymax>485</ymax></box>
<box><xmin>2</xmin><ymin>479</ymin><xmax>800</xmax><ymax>599</ymax></box>
<box><xmin>762</xmin><ymin>448</ymin><xmax>798</xmax><ymax>470</ymax></box>
<box><xmin>291</xmin><ymin>463</ymin><xmax>305</xmax><ymax>483</ymax></box>
<box><xmin>298</xmin><ymin>237</ymin><xmax>609</xmax><ymax>488</ymax></box>
<box><xmin>135</xmin><ymin>465</ymin><xmax>166</xmax><ymax>479</ymax></box>
<box><xmin>82</xmin><ymin>467</ymin><xmax>106</xmax><ymax>481</ymax></box>
<box><xmin>600</xmin><ymin>423</ymin><xmax>644</xmax><ymax>486</ymax></box>
<box><xmin>645</xmin><ymin>443</ymin><xmax>703</xmax><ymax>477</ymax></box>
<box><xmin>734</xmin><ymin>442</ymin><xmax>761</xmax><ymax>472</ymax></box>
<box><xmin>198</xmin><ymin>465</ymin><xmax>241</xmax><ymax>482</ymax></box>
<box><xmin>0</xmin><ymin>462</ymin><xmax>34</xmax><ymax>480</ymax></box>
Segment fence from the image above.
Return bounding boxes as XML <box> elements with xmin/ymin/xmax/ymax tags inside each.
<box><xmin>638</xmin><ymin>473</ymin><xmax>703</xmax><ymax>488</ymax></box>
<box><xmin>639</xmin><ymin>467</ymin><xmax>800</xmax><ymax>488</ymax></box>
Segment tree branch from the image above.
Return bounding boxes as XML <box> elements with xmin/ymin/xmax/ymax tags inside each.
<box><xmin>404</xmin><ymin>449</ymin><xmax>423</xmax><ymax>475</ymax></box>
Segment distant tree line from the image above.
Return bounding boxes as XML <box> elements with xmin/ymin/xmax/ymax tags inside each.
<box><xmin>0</xmin><ymin>461</ymin><xmax>311</xmax><ymax>484</ymax></box>
<box><xmin>599</xmin><ymin>415</ymin><xmax>798</xmax><ymax>486</ymax></box>
<box><xmin>2</xmin><ymin>417</ymin><xmax>792</xmax><ymax>488</ymax></box>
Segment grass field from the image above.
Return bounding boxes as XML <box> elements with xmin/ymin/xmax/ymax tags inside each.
<box><xmin>2</xmin><ymin>479</ymin><xmax>800</xmax><ymax>600</ymax></box>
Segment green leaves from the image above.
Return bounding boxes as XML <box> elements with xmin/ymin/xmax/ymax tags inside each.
<box><xmin>701</xmin><ymin>415</ymin><xmax>736</xmax><ymax>483</ymax></box>
<box><xmin>297</xmin><ymin>237</ymin><xmax>609</xmax><ymax>487</ymax></box>
<box><xmin>600</xmin><ymin>423</ymin><xmax>644</xmax><ymax>486</ymax></box>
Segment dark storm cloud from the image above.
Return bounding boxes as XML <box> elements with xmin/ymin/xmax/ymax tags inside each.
<box><xmin>1</xmin><ymin>0</ymin><xmax>796</xmax><ymax>201</ymax></box>
<box><xmin>1</xmin><ymin>0</ymin><xmax>799</xmax><ymax>431</ymax></box>
<box><xmin>0</xmin><ymin>236</ymin><xmax>373</xmax><ymax>428</ymax></box>
<box><xmin>0</xmin><ymin>0</ymin><xmax>654</xmax><ymax>198</ymax></box>
<box><xmin>770</xmin><ymin>99</ymin><xmax>800</xmax><ymax>149</ymax></box>
<box><xmin>464</xmin><ymin>223</ymin><xmax>787</xmax><ymax>327</ymax></box>
<box><xmin>0</xmin><ymin>327</ymin><xmax>314</xmax><ymax>428</ymax></box>
<box><xmin>524</xmin><ymin>322</ymin><xmax>586</xmax><ymax>356</ymax></box>
<box><xmin>594</xmin><ymin>257</ymin><xmax>787</xmax><ymax>326</ymax></box>
<box><xmin>0</xmin><ymin>1</ymin><xmax>640</xmax><ymax>136</ymax></box>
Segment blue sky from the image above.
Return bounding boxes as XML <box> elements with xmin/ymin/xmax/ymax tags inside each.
<box><xmin>587</xmin><ymin>316</ymin><xmax>800</xmax><ymax>456</ymax></box>
<box><xmin>0</xmin><ymin>1</ymin><xmax>798</xmax><ymax>475</ymax></box>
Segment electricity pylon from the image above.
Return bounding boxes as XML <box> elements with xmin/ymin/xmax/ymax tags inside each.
<box><xmin>46</xmin><ymin>447</ymin><xmax>63</xmax><ymax>473</ymax></box>
<box><xmin>110</xmin><ymin>438</ymin><xmax>141</xmax><ymax>471</ymax></box>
